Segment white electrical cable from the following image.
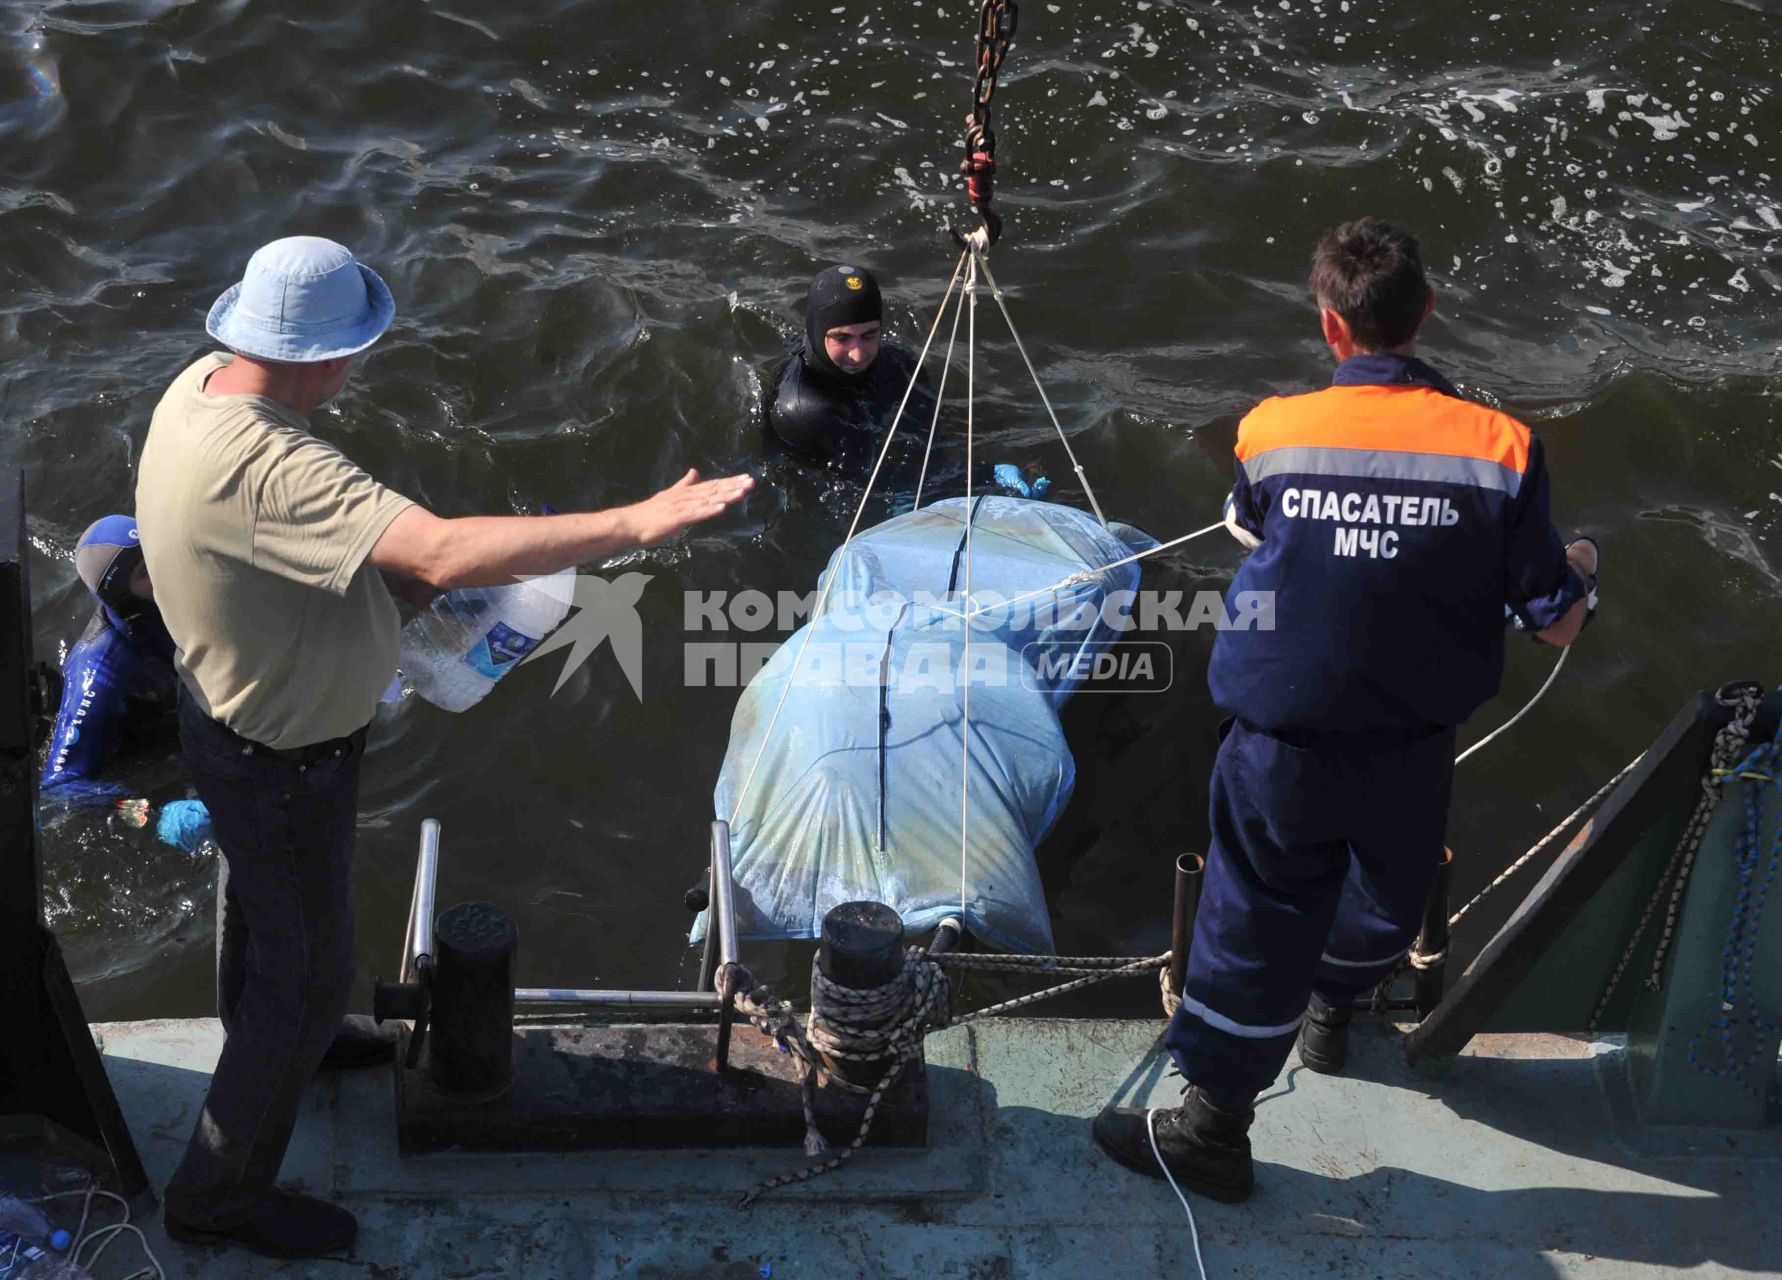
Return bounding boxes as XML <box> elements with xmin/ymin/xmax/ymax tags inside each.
<box><xmin>1148</xmin><ymin>1108</ymin><xmax>1210</xmax><ymax>1280</ymax></box>
<box><xmin>28</xmin><ymin>1185</ymin><xmax>167</xmax><ymax>1280</ymax></box>
<box><xmin>1455</xmin><ymin>646</ymin><xmax>1570</xmax><ymax>766</ymax></box>
<box><xmin>77</xmin><ymin>1221</ymin><xmax>167</xmax><ymax>1279</ymax></box>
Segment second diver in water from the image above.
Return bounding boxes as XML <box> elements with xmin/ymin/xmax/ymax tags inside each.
<box><xmin>766</xmin><ymin>263</ymin><xmax>929</xmax><ymax>471</ymax></box>
<box><xmin>765</xmin><ymin>262</ymin><xmax>1051</xmax><ymax>500</ymax></box>
<box><xmin>39</xmin><ymin>514</ymin><xmax>212</xmax><ymax>851</ymax></box>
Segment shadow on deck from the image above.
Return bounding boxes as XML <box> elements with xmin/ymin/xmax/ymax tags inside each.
<box><xmin>70</xmin><ymin>1016</ymin><xmax>1782</xmax><ymax>1278</ymax></box>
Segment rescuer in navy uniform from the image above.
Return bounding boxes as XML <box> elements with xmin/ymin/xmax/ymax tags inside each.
<box><xmin>1093</xmin><ymin>218</ymin><xmax>1599</xmax><ymax>1201</ymax></box>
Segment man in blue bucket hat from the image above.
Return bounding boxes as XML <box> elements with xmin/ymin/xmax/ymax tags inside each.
<box><xmin>137</xmin><ymin>236</ymin><xmax>753</xmax><ymax>1259</ymax></box>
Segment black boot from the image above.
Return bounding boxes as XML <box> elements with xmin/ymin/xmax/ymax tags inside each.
<box><xmin>166</xmin><ymin>1188</ymin><xmax>356</xmax><ymax>1259</ymax></box>
<box><xmin>319</xmin><ymin>1015</ymin><xmax>397</xmax><ymax>1069</ymax></box>
<box><xmin>1092</xmin><ymin>1085</ymin><xmax>1254</xmax><ymax>1203</ymax></box>
<box><xmin>1296</xmin><ymin>992</ymin><xmax>1352</xmax><ymax>1075</ymax></box>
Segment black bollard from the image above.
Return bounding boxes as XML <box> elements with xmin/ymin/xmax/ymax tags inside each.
<box><xmin>816</xmin><ymin>901</ymin><xmax>907</xmax><ymax>1089</ymax></box>
<box><xmin>1413</xmin><ymin>849</ymin><xmax>1454</xmax><ymax>1019</ymax></box>
<box><xmin>1168</xmin><ymin>853</ymin><xmax>1205</xmax><ymax>1006</ymax></box>
<box><xmin>819</xmin><ymin>901</ymin><xmax>906</xmax><ymax>990</ymax></box>
<box><xmin>427</xmin><ymin>902</ymin><xmax>518</xmax><ymax>1099</ymax></box>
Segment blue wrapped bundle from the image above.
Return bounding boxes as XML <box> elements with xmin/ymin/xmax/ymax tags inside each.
<box><xmin>699</xmin><ymin>497</ymin><xmax>1153</xmax><ymax>954</ymax></box>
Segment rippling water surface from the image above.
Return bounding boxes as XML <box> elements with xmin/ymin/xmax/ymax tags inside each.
<box><xmin>3</xmin><ymin>0</ymin><xmax>1778</xmax><ymax>1019</ymax></box>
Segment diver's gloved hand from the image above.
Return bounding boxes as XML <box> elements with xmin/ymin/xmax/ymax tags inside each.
<box><xmin>157</xmin><ymin>799</ymin><xmax>214</xmax><ymax>852</ymax></box>
<box><xmin>992</xmin><ymin>463</ymin><xmax>1053</xmax><ymax>501</ymax></box>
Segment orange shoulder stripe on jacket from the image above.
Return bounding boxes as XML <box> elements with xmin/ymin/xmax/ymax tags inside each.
<box><xmin>1235</xmin><ymin>385</ymin><xmax>1531</xmax><ymax>474</ymax></box>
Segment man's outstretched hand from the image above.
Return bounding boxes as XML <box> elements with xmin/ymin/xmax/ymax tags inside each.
<box><xmin>624</xmin><ymin>469</ymin><xmax>755</xmax><ymax>547</ymax></box>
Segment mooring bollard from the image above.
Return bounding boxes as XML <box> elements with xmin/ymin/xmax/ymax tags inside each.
<box><xmin>1413</xmin><ymin>848</ymin><xmax>1454</xmax><ymax>1019</ymax></box>
<box><xmin>816</xmin><ymin>901</ymin><xmax>907</xmax><ymax>1089</ymax></box>
<box><xmin>428</xmin><ymin>902</ymin><xmax>518</xmax><ymax>1098</ymax></box>
<box><xmin>1168</xmin><ymin>852</ymin><xmax>1205</xmax><ymax>1006</ymax></box>
<box><xmin>820</xmin><ymin>901</ymin><xmax>906</xmax><ymax>988</ymax></box>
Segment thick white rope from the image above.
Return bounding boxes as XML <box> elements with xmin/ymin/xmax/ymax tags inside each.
<box><xmin>1455</xmin><ymin>646</ymin><xmax>1569</xmax><ymax>766</ymax></box>
<box><xmin>913</xmin><ymin>265</ymin><xmax>972</xmax><ymax>511</ymax></box>
<box><xmin>907</xmin><ymin>518</ymin><xmax>1228</xmax><ymax>629</ymax></box>
<box><xmin>974</xmin><ymin>252</ymin><xmax>1109</xmax><ymax>528</ymax></box>
<box><xmin>961</xmin><ymin>256</ymin><xmax>979</xmax><ymax>921</ymax></box>
<box><xmin>727</xmin><ymin>252</ymin><xmax>969</xmax><ymax>825</ymax></box>
<box><xmin>733</xmin><ymin>947</ymin><xmax>1168</xmax><ymax>1206</ymax></box>
<box><xmin>1148</xmin><ymin>1109</ymin><xmax>1210</xmax><ymax>1280</ymax></box>
<box><xmin>950</xmin><ymin>520</ymin><xmax>1228</xmax><ymax>623</ymax></box>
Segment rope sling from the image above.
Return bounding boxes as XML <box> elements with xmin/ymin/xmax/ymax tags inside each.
<box><xmin>719</xmin><ymin>0</ymin><xmax>1590</xmax><ymax>1221</ymax></box>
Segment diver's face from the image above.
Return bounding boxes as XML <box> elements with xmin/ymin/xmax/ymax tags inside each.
<box><xmin>127</xmin><ymin>561</ymin><xmax>153</xmax><ymax>600</ymax></box>
<box><xmin>824</xmin><ymin>322</ymin><xmax>881</xmax><ymax>374</ymax></box>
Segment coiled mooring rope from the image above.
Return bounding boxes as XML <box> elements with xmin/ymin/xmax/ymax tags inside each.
<box><xmin>726</xmin><ymin>946</ymin><xmax>1170</xmax><ymax>1206</ymax></box>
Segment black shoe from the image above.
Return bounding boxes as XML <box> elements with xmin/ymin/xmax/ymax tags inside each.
<box><xmin>165</xmin><ymin>1188</ymin><xmax>356</xmax><ymax>1259</ymax></box>
<box><xmin>1296</xmin><ymin>993</ymin><xmax>1352</xmax><ymax>1075</ymax></box>
<box><xmin>320</xmin><ymin>1015</ymin><xmax>397</xmax><ymax>1069</ymax></box>
<box><xmin>1092</xmin><ymin>1085</ymin><xmax>1254</xmax><ymax>1203</ymax></box>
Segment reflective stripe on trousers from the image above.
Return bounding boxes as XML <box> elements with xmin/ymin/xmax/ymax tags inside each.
<box><xmin>1163</xmin><ymin>718</ymin><xmax>1454</xmax><ymax>1106</ymax></box>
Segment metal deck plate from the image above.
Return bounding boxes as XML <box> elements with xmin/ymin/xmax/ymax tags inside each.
<box><xmin>394</xmin><ymin>1023</ymin><xmax>930</xmax><ymax>1155</ymax></box>
<box><xmin>88</xmin><ymin>1016</ymin><xmax>1782</xmax><ymax>1277</ymax></box>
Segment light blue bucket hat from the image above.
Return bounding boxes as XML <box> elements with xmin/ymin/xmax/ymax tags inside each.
<box><xmin>205</xmin><ymin>236</ymin><xmax>395</xmax><ymax>362</ymax></box>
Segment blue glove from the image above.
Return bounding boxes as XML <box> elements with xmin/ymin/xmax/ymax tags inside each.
<box><xmin>157</xmin><ymin>799</ymin><xmax>214</xmax><ymax>852</ymax></box>
<box><xmin>992</xmin><ymin>464</ymin><xmax>1053</xmax><ymax>500</ymax></box>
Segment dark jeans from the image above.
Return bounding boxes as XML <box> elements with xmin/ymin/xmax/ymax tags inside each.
<box><xmin>164</xmin><ymin>691</ymin><xmax>367</xmax><ymax>1227</ymax></box>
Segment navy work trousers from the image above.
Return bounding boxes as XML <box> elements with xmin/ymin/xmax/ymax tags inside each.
<box><xmin>163</xmin><ymin>690</ymin><xmax>367</xmax><ymax>1228</ymax></box>
<box><xmin>1164</xmin><ymin>718</ymin><xmax>1455</xmax><ymax>1106</ymax></box>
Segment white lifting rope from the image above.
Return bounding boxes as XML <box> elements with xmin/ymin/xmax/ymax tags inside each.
<box><xmin>729</xmin><ymin>240</ymin><xmax>1573</xmax><ymax>900</ymax></box>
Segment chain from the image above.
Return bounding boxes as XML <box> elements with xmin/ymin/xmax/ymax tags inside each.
<box><xmin>959</xmin><ymin>0</ymin><xmax>1018</xmax><ymax>244</ymax></box>
<box><xmin>731</xmin><ymin>943</ymin><xmax>1166</xmax><ymax>1205</ymax></box>
<box><xmin>1643</xmin><ymin>683</ymin><xmax>1767</xmax><ymax>989</ymax></box>
<box><xmin>1686</xmin><ymin>735</ymin><xmax>1782</xmax><ymax>1102</ymax></box>
<box><xmin>1586</xmin><ymin>681</ymin><xmax>1766</xmax><ymax>1032</ymax></box>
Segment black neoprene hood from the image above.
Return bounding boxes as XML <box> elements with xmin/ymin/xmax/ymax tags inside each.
<box><xmin>803</xmin><ymin>264</ymin><xmax>884</xmax><ymax>380</ymax></box>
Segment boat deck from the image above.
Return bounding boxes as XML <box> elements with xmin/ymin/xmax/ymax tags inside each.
<box><xmin>86</xmin><ymin>1016</ymin><xmax>1781</xmax><ymax>1278</ymax></box>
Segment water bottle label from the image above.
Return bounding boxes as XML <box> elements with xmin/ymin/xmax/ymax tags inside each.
<box><xmin>463</xmin><ymin>622</ymin><xmax>540</xmax><ymax>679</ymax></box>
<box><xmin>0</xmin><ymin>1227</ymin><xmax>47</xmax><ymax>1268</ymax></box>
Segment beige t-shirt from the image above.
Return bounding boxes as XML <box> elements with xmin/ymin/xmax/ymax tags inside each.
<box><xmin>136</xmin><ymin>353</ymin><xmax>414</xmax><ymax>750</ymax></box>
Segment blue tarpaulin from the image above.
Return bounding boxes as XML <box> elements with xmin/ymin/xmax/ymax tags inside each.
<box><xmin>697</xmin><ymin>496</ymin><xmax>1153</xmax><ymax>954</ymax></box>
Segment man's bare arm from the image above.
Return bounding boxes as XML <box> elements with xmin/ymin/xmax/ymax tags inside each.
<box><xmin>371</xmin><ymin>468</ymin><xmax>754</xmax><ymax>590</ymax></box>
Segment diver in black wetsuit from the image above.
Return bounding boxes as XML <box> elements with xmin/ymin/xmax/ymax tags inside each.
<box><xmin>765</xmin><ymin>264</ymin><xmax>930</xmax><ymax>473</ymax></box>
<box><xmin>765</xmin><ymin>262</ymin><xmax>1053</xmax><ymax>503</ymax></box>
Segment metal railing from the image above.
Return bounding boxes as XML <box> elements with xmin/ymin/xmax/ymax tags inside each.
<box><xmin>397</xmin><ymin>817</ymin><xmax>745</xmax><ymax>1069</ymax></box>
<box><xmin>399</xmin><ymin>818</ymin><xmax>440</xmax><ymax>986</ymax></box>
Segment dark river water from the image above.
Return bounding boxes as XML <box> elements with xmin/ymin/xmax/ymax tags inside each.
<box><xmin>4</xmin><ymin>0</ymin><xmax>1778</xmax><ymax>1022</ymax></box>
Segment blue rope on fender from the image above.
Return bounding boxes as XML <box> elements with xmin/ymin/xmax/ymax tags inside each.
<box><xmin>1687</xmin><ymin>701</ymin><xmax>1782</xmax><ymax>1102</ymax></box>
